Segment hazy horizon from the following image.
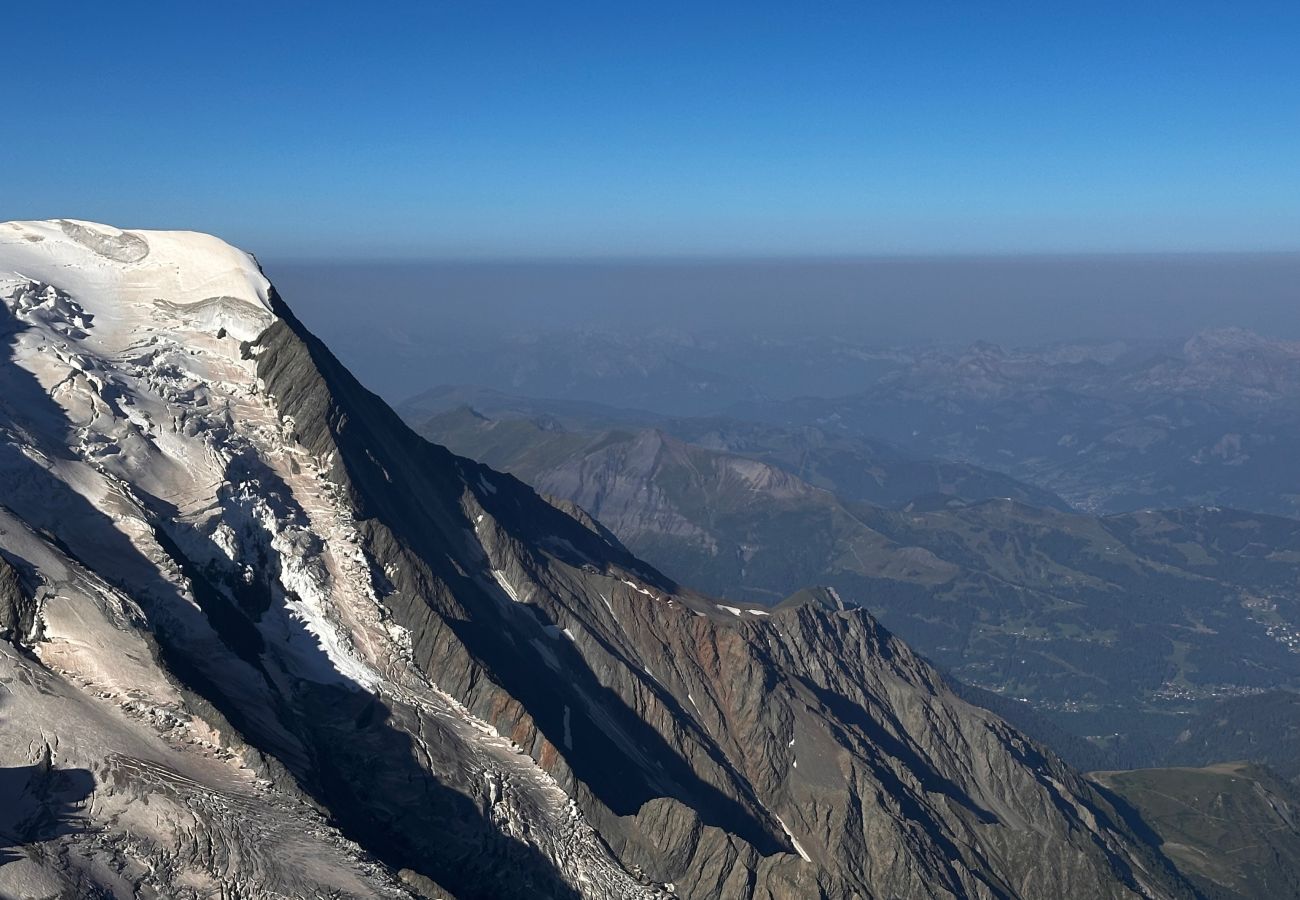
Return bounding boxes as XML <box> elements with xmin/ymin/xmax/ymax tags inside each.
<box><xmin>268</xmin><ymin>252</ymin><xmax>1300</xmax><ymax>403</ymax></box>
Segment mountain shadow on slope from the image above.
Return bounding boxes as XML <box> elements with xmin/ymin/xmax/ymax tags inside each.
<box><xmin>258</xmin><ymin>290</ymin><xmax>789</xmax><ymax>856</ymax></box>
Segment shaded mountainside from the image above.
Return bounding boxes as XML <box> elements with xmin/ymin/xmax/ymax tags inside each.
<box><xmin>0</xmin><ymin>220</ymin><xmax>1200</xmax><ymax>898</ymax></box>
<box><xmin>661</xmin><ymin>415</ymin><xmax>1071</xmax><ymax>511</ymax></box>
<box><xmin>850</xmin><ymin>503</ymin><xmax>1300</xmax><ymax>750</ymax></box>
<box><xmin>416</xmin><ymin>406</ymin><xmax>1300</xmax><ymax>768</ymax></box>
<box><xmin>403</xmin><ymin>392</ymin><xmax>1069</xmax><ymax>510</ymax></box>
<box><xmin>410</xmin><ymin>405</ymin><xmax>1067</xmax><ymax>603</ymax></box>
<box><xmin>1162</xmin><ymin>690</ymin><xmax>1300</xmax><ymax>779</ymax></box>
<box><xmin>399</xmin><ymin>323</ymin><xmax>1300</xmax><ymax>521</ymax></box>
<box><xmin>1093</xmin><ymin>763</ymin><xmax>1300</xmax><ymax>900</ymax></box>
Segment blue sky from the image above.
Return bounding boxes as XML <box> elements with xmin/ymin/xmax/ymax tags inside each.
<box><xmin>7</xmin><ymin>2</ymin><xmax>1299</xmax><ymax>257</ymax></box>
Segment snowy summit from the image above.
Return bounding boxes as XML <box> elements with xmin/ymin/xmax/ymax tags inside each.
<box><xmin>0</xmin><ymin>219</ymin><xmax>274</xmax><ymax>342</ymax></box>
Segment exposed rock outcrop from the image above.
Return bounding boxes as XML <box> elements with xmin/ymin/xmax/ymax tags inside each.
<box><xmin>0</xmin><ymin>554</ymin><xmax>38</xmax><ymax>644</ymax></box>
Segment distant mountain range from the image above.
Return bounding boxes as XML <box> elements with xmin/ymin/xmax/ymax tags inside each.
<box><xmin>731</xmin><ymin>329</ymin><xmax>1300</xmax><ymax>518</ymax></box>
<box><xmin>413</xmin><ymin>400</ymin><xmax>1300</xmax><ymax>771</ymax></box>
<box><xmin>403</xmin><ymin>324</ymin><xmax>1300</xmax><ymax>520</ymax></box>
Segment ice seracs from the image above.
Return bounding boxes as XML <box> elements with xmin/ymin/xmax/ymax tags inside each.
<box><xmin>0</xmin><ymin>219</ymin><xmax>388</xmax><ymax>692</ymax></box>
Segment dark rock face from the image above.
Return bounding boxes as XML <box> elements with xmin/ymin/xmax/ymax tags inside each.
<box><xmin>248</xmin><ymin>293</ymin><xmax>1196</xmax><ymax>899</ymax></box>
<box><xmin>0</xmin><ymin>555</ymin><xmax>37</xmax><ymax>644</ymax></box>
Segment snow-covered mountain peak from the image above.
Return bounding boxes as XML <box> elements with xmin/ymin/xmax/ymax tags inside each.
<box><xmin>0</xmin><ymin>220</ymin><xmax>383</xmax><ymax>692</ymax></box>
<box><xmin>0</xmin><ymin>219</ymin><xmax>273</xmax><ymax>342</ymax></box>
